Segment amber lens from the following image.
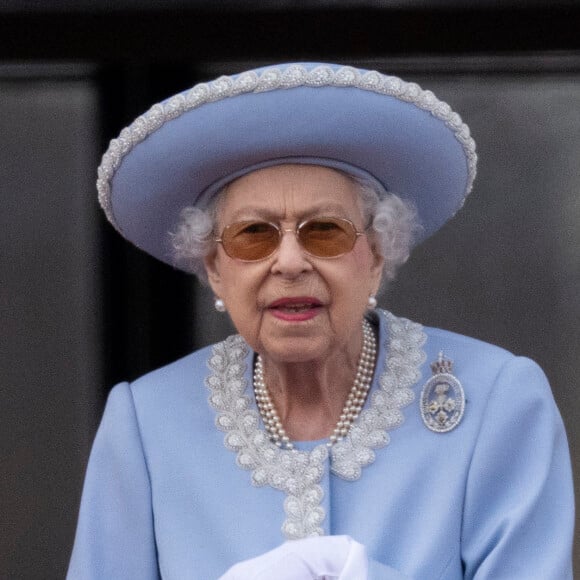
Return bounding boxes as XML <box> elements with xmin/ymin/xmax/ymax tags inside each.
<box><xmin>220</xmin><ymin>221</ymin><xmax>280</xmax><ymax>260</ymax></box>
<box><xmin>298</xmin><ymin>217</ymin><xmax>358</xmax><ymax>257</ymax></box>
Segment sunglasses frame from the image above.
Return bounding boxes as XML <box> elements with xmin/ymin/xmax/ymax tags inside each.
<box><xmin>215</xmin><ymin>216</ymin><xmax>366</xmax><ymax>262</ymax></box>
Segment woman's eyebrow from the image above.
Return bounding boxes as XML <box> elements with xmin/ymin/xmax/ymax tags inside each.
<box><xmin>227</xmin><ymin>203</ymin><xmax>352</xmax><ymax>222</ymax></box>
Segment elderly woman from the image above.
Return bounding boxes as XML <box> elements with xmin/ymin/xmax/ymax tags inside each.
<box><xmin>68</xmin><ymin>63</ymin><xmax>573</xmax><ymax>579</ymax></box>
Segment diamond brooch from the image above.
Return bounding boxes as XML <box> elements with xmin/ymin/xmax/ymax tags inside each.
<box><xmin>420</xmin><ymin>352</ymin><xmax>465</xmax><ymax>433</ymax></box>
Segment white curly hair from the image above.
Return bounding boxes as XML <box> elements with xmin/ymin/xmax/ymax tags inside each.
<box><xmin>170</xmin><ymin>168</ymin><xmax>421</xmax><ymax>291</ymax></box>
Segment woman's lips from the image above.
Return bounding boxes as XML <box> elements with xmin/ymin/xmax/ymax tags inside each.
<box><xmin>267</xmin><ymin>297</ymin><xmax>323</xmax><ymax>322</ymax></box>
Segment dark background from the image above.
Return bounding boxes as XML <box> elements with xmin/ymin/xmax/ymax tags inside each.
<box><xmin>1</xmin><ymin>2</ymin><xmax>579</xmax><ymax>577</ymax></box>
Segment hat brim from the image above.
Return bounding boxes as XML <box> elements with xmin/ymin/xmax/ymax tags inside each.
<box><xmin>98</xmin><ymin>63</ymin><xmax>476</xmax><ymax>269</ymax></box>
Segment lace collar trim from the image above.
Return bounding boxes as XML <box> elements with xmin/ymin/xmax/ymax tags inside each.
<box><xmin>205</xmin><ymin>309</ymin><xmax>426</xmax><ymax>539</ymax></box>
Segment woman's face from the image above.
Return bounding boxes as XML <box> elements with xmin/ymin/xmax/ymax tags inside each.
<box><xmin>204</xmin><ymin>164</ymin><xmax>384</xmax><ymax>364</ymax></box>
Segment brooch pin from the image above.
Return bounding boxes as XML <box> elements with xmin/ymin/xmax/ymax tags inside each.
<box><xmin>420</xmin><ymin>352</ymin><xmax>465</xmax><ymax>433</ymax></box>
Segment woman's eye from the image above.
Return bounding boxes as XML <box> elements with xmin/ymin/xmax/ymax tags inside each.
<box><xmin>240</xmin><ymin>222</ymin><xmax>273</xmax><ymax>235</ymax></box>
<box><xmin>307</xmin><ymin>220</ymin><xmax>341</xmax><ymax>232</ymax></box>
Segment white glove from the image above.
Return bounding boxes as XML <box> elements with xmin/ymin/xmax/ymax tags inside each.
<box><xmin>219</xmin><ymin>535</ymin><xmax>368</xmax><ymax>580</ymax></box>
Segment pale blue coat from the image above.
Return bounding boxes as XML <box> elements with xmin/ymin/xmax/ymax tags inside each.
<box><xmin>68</xmin><ymin>310</ymin><xmax>574</xmax><ymax>579</ymax></box>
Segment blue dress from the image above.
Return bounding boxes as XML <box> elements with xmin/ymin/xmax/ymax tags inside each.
<box><xmin>67</xmin><ymin>310</ymin><xmax>574</xmax><ymax>579</ymax></box>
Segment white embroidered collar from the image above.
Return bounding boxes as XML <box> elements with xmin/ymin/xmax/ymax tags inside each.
<box><xmin>205</xmin><ymin>309</ymin><xmax>426</xmax><ymax>539</ymax></box>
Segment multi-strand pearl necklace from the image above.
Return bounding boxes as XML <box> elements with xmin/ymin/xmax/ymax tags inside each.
<box><xmin>253</xmin><ymin>318</ymin><xmax>377</xmax><ymax>450</ymax></box>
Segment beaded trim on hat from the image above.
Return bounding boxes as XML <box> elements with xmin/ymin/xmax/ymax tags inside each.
<box><xmin>97</xmin><ymin>64</ymin><xmax>477</xmax><ymax>232</ymax></box>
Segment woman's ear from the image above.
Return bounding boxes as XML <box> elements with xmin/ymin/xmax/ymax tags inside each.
<box><xmin>369</xmin><ymin>246</ymin><xmax>385</xmax><ymax>293</ymax></box>
<box><xmin>203</xmin><ymin>251</ymin><xmax>222</xmax><ymax>294</ymax></box>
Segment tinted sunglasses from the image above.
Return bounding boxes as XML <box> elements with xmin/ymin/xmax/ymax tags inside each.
<box><xmin>215</xmin><ymin>217</ymin><xmax>366</xmax><ymax>261</ymax></box>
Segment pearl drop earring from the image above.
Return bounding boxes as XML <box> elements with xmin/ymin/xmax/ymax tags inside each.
<box><xmin>214</xmin><ymin>298</ymin><xmax>226</xmax><ymax>312</ymax></box>
<box><xmin>367</xmin><ymin>295</ymin><xmax>377</xmax><ymax>309</ymax></box>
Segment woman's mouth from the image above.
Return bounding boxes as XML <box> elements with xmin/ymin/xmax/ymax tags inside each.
<box><xmin>267</xmin><ymin>297</ymin><xmax>323</xmax><ymax>321</ymax></box>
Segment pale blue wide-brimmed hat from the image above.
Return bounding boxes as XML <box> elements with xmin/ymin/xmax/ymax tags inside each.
<box><xmin>97</xmin><ymin>62</ymin><xmax>477</xmax><ymax>269</ymax></box>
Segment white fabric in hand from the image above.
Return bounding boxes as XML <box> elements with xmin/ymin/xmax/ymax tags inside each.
<box><xmin>219</xmin><ymin>535</ymin><xmax>368</xmax><ymax>580</ymax></box>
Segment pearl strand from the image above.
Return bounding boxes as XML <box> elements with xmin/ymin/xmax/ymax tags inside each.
<box><xmin>253</xmin><ymin>318</ymin><xmax>377</xmax><ymax>450</ymax></box>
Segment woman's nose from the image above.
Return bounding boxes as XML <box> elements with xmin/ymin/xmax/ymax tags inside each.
<box><xmin>270</xmin><ymin>229</ymin><xmax>313</xmax><ymax>277</ymax></box>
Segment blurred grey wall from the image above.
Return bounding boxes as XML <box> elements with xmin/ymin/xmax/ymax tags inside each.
<box><xmin>0</xmin><ymin>67</ymin><xmax>101</xmax><ymax>578</ymax></box>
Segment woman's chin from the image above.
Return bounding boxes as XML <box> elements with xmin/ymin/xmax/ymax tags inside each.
<box><xmin>253</xmin><ymin>313</ymin><xmax>362</xmax><ymax>366</ymax></box>
<box><xmin>258</xmin><ymin>336</ymin><xmax>332</xmax><ymax>365</ymax></box>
